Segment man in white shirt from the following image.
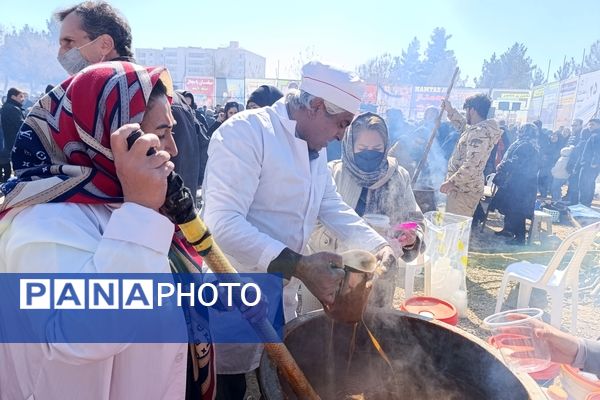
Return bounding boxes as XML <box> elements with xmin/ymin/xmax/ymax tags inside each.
<box><xmin>202</xmin><ymin>61</ymin><xmax>396</xmax><ymax>397</ymax></box>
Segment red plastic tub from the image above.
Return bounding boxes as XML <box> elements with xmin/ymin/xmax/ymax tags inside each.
<box><xmin>401</xmin><ymin>296</ymin><xmax>459</xmax><ymax>326</ymax></box>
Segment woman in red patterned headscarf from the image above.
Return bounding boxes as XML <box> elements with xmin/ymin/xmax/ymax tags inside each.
<box><xmin>0</xmin><ymin>61</ymin><xmax>215</xmax><ymax>400</ymax></box>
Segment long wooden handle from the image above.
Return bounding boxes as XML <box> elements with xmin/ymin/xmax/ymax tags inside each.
<box><xmin>412</xmin><ymin>67</ymin><xmax>460</xmax><ymax>185</ymax></box>
<box><xmin>179</xmin><ymin>215</ymin><xmax>321</xmax><ymax>400</ymax></box>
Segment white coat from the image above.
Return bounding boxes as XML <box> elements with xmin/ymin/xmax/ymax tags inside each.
<box><xmin>0</xmin><ymin>203</ymin><xmax>187</xmax><ymax>400</ymax></box>
<box><xmin>202</xmin><ymin>98</ymin><xmax>386</xmax><ymax>374</ymax></box>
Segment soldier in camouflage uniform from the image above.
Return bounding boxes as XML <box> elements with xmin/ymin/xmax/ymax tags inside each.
<box><xmin>440</xmin><ymin>94</ymin><xmax>502</xmax><ymax>217</ymax></box>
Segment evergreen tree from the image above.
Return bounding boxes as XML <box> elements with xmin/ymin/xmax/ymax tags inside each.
<box><xmin>393</xmin><ymin>37</ymin><xmax>422</xmax><ymax>85</ymax></box>
<box><xmin>583</xmin><ymin>40</ymin><xmax>600</xmax><ymax>74</ymax></box>
<box><xmin>500</xmin><ymin>43</ymin><xmax>535</xmax><ymax>88</ymax></box>
<box><xmin>476</xmin><ymin>43</ymin><xmax>537</xmax><ymax>89</ymax></box>
<box><xmin>421</xmin><ymin>28</ymin><xmax>457</xmax><ymax>86</ymax></box>
<box><xmin>554</xmin><ymin>57</ymin><xmax>578</xmax><ymax>81</ymax></box>
<box><xmin>475</xmin><ymin>53</ymin><xmax>502</xmax><ymax>88</ymax></box>
<box><xmin>531</xmin><ymin>67</ymin><xmax>547</xmax><ymax>86</ymax></box>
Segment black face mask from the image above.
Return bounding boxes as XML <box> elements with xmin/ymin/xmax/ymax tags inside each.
<box><xmin>354</xmin><ymin>150</ymin><xmax>384</xmax><ymax>172</ymax></box>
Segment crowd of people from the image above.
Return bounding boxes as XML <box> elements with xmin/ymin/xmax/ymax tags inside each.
<box><xmin>484</xmin><ymin>117</ymin><xmax>600</xmax><ymax>244</ymax></box>
<box><xmin>1</xmin><ymin>1</ymin><xmax>600</xmax><ymax>399</ymax></box>
<box><xmin>329</xmin><ymin>91</ymin><xmax>600</xmax><ymax>245</ymax></box>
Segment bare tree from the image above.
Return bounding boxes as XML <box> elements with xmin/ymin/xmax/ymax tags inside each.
<box><xmin>285</xmin><ymin>46</ymin><xmax>319</xmax><ymax>79</ymax></box>
<box><xmin>357</xmin><ymin>53</ymin><xmax>397</xmax><ymax>85</ymax></box>
<box><xmin>0</xmin><ymin>20</ymin><xmax>66</xmax><ymax>93</ymax></box>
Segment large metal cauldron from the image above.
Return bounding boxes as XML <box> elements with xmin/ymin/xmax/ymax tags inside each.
<box><xmin>412</xmin><ymin>186</ymin><xmax>437</xmax><ymax>213</ymax></box>
<box><xmin>259</xmin><ymin>310</ymin><xmax>545</xmax><ymax>399</ymax></box>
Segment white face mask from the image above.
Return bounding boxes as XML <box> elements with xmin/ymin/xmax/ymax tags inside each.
<box><xmin>57</xmin><ymin>38</ymin><xmax>102</xmax><ymax>75</ymax></box>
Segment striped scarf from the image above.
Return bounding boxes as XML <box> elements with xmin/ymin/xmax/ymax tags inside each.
<box><xmin>0</xmin><ymin>61</ymin><xmax>216</xmax><ymax>400</ymax></box>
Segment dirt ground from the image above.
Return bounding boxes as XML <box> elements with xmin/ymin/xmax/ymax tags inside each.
<box><xmin>392</xmin><ymin>206</ymin><xmax>600</xmax><ymax>342</ymax></box>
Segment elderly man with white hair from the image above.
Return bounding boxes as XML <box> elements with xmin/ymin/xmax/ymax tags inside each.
<box><xmin>202</xmin><ymin>61</ymin><xmax>395</xmax><ymax>398</ymax></box>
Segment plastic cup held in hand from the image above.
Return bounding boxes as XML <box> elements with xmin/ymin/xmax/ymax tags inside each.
<box><xmin>483</xmin><ymin>308</ymin><xmax>551</xmax><ymax>374</ymax></box>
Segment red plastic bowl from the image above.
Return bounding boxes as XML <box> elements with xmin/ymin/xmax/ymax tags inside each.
<box><xmin>401</xmin><ymin>296</ymin><xmax>458</xmax><ymax>326</ymax></box>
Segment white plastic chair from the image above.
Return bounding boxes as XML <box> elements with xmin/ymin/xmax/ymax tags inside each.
<box><xmin>494</xmin><ymin>221</ymin><xmax>600</xmax><ymax>332</ymax></box>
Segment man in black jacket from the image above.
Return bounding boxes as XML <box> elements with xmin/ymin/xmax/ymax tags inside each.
<box><xmin>170</xmin><ymin>91</ymin><xmax>203</xmax><ymax>197</ymax></box>
<box><xmin>54</xmin><ymin>2</ymin><xmax>202</xmax><ymax>195</ymax></box>
<box><xmin>578</xmin><ymin>119</ymin><xmax>600</xmax><ymax>206</ymax></box>
<box><xmin>566</xmin><ymin>127</ymin><xmax>592</xmax><ymax>204</ymax></box>
<box><xmin>0</xmin><ymin>88</ymin><xmax>26</xmax><ymax>182</ymax></box>
<box><xmin>0</xmin><ymin>119</ymin><xmax>7</xmax><ymax>182</ymax></box>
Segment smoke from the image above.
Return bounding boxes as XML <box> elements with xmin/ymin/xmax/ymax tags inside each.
<box><xmin>426</xmin><ymin>141</ymin><xmax>448</xmax><ymax>186</ymax></box>
<box><xmin>387</xmin><ymin>118</ymin><xmax>453</xmax><ymax>209</ymax></box>
<box><xmin>267</xmin><ymin>311</ymin><xmax>531</xmax><ymax>399</ymax></box>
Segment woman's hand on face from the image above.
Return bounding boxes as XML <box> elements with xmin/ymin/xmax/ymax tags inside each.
<box><xmin>111</xmin><ymin>124</ymin><xmax>173</xmax><ymax>211</ymax></box>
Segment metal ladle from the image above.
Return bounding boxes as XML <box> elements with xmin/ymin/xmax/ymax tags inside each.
<box><xmin>323</xmin><ymin>250</ymin><xmax>378</xmax><ymax>323</ymax></box>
